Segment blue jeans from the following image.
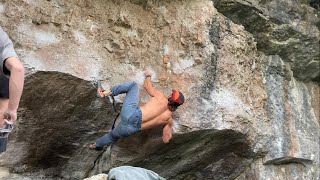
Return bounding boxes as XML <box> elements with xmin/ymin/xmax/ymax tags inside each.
<box><xmin>96</xmin><ymin>81</ymin><xmax>142</xmax><ymax>148</ymax></box>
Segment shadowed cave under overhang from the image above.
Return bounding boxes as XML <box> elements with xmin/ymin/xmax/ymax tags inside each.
<box><xmin>8</xmin><ymin>71</ymin><xmax>256</xmax><ymax>179</ymax></box>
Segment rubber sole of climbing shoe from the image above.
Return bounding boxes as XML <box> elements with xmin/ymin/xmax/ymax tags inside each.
<box><xmin>89</xmin><ymin>143</ymin><xmax>104</xmax><ymax>151</ymax></box>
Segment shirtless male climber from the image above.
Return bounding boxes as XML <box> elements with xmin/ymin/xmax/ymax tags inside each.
<box><xmin>0</xmin><ymin>26</ymin><xmax>25</xmax><ymax>152</ymax></box>
<box><xmin>89</xmin><ymin>69</ymin><xmax>184</xmax><ymax>150</ymax></box>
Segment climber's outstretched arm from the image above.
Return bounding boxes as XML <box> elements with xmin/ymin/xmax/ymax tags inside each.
<box><xmin>143</xmin><ymin>69</ymin><xmax>162</xmax><ymax>97</ymax></box>
<box><xmin>162</xmin><ymin>118</ymin><xmax>173</xmax><ymax>143</ymax></box>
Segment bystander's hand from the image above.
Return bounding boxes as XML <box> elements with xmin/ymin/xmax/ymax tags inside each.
<box><xmin>4</xmin><ymin>110</ymin><xmax>17</xmax><ymax>124</ymax></box>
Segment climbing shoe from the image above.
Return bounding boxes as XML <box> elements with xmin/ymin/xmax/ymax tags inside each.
<box><xmin>89</xmin><ymin>143</ymin><xmax>104</xmax><ymax>151</ymax></box>
<box><xmin>97</xmin><ymin>81</ymin><xmax>112</xmax><ymax>98</ymax></box>
<box><xmin>97</xmin><ymin>81</ymin><xmax>105</xmax><ymax>98</ymax></box>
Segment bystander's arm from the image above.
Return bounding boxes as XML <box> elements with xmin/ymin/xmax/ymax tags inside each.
<box><xmin>5</xmin><ymin>57</ymin><xmax>24</xmax><ymax>122</ymax></box>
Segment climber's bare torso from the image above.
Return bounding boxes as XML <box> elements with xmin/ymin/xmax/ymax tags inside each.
<box><xmin>140</xmin><ymin>69</ymin><xmax>173</xmax><ymax>143</ymax></box>
<box><xmin>140</xmin><ymin>94</ymin><xmax>173</xmax><ymax>130</ymax></box>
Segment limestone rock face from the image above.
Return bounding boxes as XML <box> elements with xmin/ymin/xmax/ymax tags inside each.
<box><xmin>0</xmin><ymin>0</ymin><xmax>319</xmax><ymax>180</ymax></box>
<box><xmin>212</xmin><ymin>0</ymin><xmax>320</xmax><ymax>82</ymax></box>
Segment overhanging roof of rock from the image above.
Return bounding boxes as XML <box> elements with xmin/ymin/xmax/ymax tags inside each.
<box><xmin>212</xmin><ymin>0</ymin><xmax>320</xmax><ymax>82</ymax></box>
